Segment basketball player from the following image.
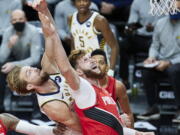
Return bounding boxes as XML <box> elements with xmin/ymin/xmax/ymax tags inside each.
<box><xmin>91</xmin><ymin>49</ymin><xmax>134</xmax><ymax>128</ymax></box>
<box><xmin>7</xmin><ymin>1</ymin><xmax>81</xmax><ymax>134</ymax></box>
<box><xmin>7</xmin><ymin>0</ymin><xmax>154</xmax><ymax>134</ymax></box>
<box><xmin>0</xmin><ymin>113</ymin><xmax>61</xmax><ymax>135</ymax></box>
<box><xmin>68</xmin><ymin>0</ymin><xmax>119</xmax><ymax>76</ymax></box>
<box><xmin>67</xmin><ymin>52</ymin><xmax>154</xmax><ymax>135</ymax></box>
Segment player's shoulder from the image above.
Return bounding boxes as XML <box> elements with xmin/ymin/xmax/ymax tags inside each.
<box><xmin>115</xmin><ymin>79</ymin><xmax>126</xmax><ymax>90</ymax></box>
<box><xmin>67</xmin><ymin>14</ymin><xmax>73</xmax><ymax>25</ymax></box>
<box><xmin>94</xmin><ymin>14</ymin><xmax>108</xmax><ymax>28</ymax></box>
<box><xmin>95</xmin><ymin>13</ymin><xmax>106</xmax><ymax>22</ymax></box>
<box><xmin>68</xmin><ymin>15</ymin><xmax>73</xmax><ymax>20</ymax></box>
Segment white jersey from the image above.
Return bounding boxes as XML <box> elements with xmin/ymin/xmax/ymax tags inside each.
<box><xmin>36</xmin><ymin>74</ymin><xmax>74</xmax><ymax>108</ymax></box>
<box><xmin>36</xmin><ymin>74</ymin><xmax>81</xmax><ymax>135</ymax></box>
<box><xmin>70</xmin><ymin>11</ymin><xmax>105</xmax><ymax>53</ymax></box>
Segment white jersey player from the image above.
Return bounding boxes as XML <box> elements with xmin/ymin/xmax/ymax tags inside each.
<box><xmin>37</xmin><ymin>74</ymin><xmax>81</xmax><ymax>135</ymax></box>
<box><xmin>70</xmin><ymin>11</ymin><xmax>105</xmax><ymax>53</ymax></box>
<box><xmin>68</xmin><ymin>0</ymin><xmax>119</xmax><ymax>73</ymax></box>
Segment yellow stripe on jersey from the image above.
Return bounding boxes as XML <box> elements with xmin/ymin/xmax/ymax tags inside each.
<box><xmin>69</xmin><ymin>16</ymin><xmax>73</xmax><ymax>30</ymax></box>
<box><xmin>99</xmin><ymin>38</ymin><xmax>105</xmax><ymax>49</ymax></box>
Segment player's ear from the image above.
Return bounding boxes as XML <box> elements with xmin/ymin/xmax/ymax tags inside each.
<box><xmin>105</xmin><ymin>65</ymin><xmax>109</xmax><ymax>73</ymax></box>
<box><xmin>76</xmin><ymin>68</ymin><xmax>83</xmax><ymax>76</ymax></box>
<box><xmin>26</xmin><ymin>84</ymin><xmax>35</xmax><ymax>91</ymax></box>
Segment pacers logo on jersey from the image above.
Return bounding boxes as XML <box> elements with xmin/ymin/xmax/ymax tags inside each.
<box><xmin>55</xmin><ymin>76</ymin><xmax>62</xmax><ymax>83</ymax></box>
<box><xmin>86</xmin><ymin>21</ymin><xmax>91</xmax><ymax>27</ymax></box>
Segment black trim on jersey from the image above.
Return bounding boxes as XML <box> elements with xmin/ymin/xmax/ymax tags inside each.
<box><xmin>77</xmin><ymin>11</ymin><xmax>94</xmax><ymax>24</ymax></box>
<box><xmin>49</xmin><ymin>73</ymin><xmax>60</xmax><ymax>75</ymax></box>
<box><xmin>36</xmin><ymin>76</ymin><xmax>60</xmax><ymax>96</ymax></box>
<box><xmin>84</xmin><ymin>107</ymin><xmax>124</xmax><ymax>135</ymax></box>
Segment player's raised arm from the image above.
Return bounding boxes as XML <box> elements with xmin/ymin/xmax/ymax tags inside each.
<box><xmin>28</xmin><ymin>0</ymin><xmax>80</xmax><ymax>90</ymax></box>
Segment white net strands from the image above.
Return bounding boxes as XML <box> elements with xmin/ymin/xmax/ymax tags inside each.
<box><xmin>150</xmin><ymin>0</ymin><xmax>180</xmax><ymax>16</ymax></box>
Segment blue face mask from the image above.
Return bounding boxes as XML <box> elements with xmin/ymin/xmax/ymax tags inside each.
<box><xmin>170</xmin><ymin>12</ymin><xmax>180</xmax><ymax>20</ymax></box>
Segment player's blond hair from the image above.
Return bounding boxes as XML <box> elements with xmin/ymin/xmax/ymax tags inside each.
<box><xmin>68</xmin><ymin>49</ymin><xmax>87</xmax><ymax>69</ymax></box>
<box><xmin>6</xmin><ymin>66</ymin><xmax>34</xmax><ymax>95</ymax></box>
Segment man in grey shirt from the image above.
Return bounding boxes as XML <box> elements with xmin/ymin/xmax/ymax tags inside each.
<box><xmin>0</xmin><ymin>9</ymin><xmax>41</xmax><ymax>112</ymax></box>
<box><xmin>139</xmin><ymin>13</ymin><xmax>180</xmax><ymax>123</ymax></box>
<box><xmin>54</xmin><ymin>0</ymin><xmax>98</xmax><ymax>55</ymax></box>
<box><xmin>0</xmin><ymin>0</ymin><xmax>22</xmax><ymax>43</ymax></box>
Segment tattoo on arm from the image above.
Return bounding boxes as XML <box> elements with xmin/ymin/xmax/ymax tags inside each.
<box><xmin>0</xmin><ymin>113</ymin><xmax>19</xmax><ymax>130</ymax></box>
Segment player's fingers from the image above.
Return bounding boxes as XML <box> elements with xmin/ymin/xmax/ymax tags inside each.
<box><xmin>26</xmin><ymin>1</ymin><xmax>32</xmax><ymax>7</ymax></box>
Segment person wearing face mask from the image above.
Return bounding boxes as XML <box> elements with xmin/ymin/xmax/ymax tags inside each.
<box><xmin>0</xmin><ymin>0</ymin><xmax>22</xmax><ymax>44</ymax></box>
<box><xmin>0</xmin><ymin>9</ymin><xmax>42</xmax><ymax>113</ymax></box>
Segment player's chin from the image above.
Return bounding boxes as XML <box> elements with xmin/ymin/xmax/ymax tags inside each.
<box><xmin>92</xmin><ymin>70</ymin><xmax>103</xmax><ymax>79</ymax></box>
<box><xmin>78</xmin><ymin>9</ymin><xmax>86</xmax><ymax>14</ymax></box>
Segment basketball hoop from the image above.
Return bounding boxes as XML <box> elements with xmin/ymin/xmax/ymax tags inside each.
<box><xmin>150</xmin><ymin>0</ymin><xmax>180</xmax><ymax>16</ymax></box>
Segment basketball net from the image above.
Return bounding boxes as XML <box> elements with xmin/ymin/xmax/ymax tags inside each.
<box><xmin>150</xmin><ymin>0</ymin><xmax>180</xmax><ymax>16</ymax></box>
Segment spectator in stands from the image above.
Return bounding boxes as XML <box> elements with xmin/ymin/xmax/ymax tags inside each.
<box><xmin>0</xmin><ymin>0</ymin><xmax>22</xmax><ymax>43</ymax></box>
<box><xmin>54</xmin><ymin>0</ymin><xmax>98</xmax><ymax>55</ymax></box>
<box><xmin>91</xmin><ymin>49</ymin><xmax>134</xmax><ymax>128</ymax></box>
<box><xmin>137</xmin><ymin>13</ymin><xmax>180</xmax><ymax>123</ymax></box>
<box><xmin>92</xmin><ymin>0</ymin><xmax>133</xmax><ymax>22</ymax></box>
<box><xmin>46</xmin><ymin>0</ymin><xmax>62</xmax><ymax>16</ymax></box>
<box><xmin>0</xmin><ymin>9</ymin><xmax>41</xmax><ymax>113</ymax></box>
<box><xmin>119</xmin><ymin>0</ymin><xmax>160</xmax><ymax>88</ymax></box>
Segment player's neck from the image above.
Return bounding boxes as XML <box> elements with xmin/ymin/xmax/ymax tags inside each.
<box><xmin>77</xmin><ymin>10</ymin><xmax>92</xmax><ymax>22</ymax></box>
<box><xmin>36</xmin><ymin>79</ymin><xmax>58</xmax><ymax>94</ymax></box>
<box><xmin>83</xmin><ymin>75</ymin><xmax>99</xmax><ymax>86</ymax></box>
<box><xmin>98</xmin><ymin>75</ymin><xmax>108</xmax><ymax>88</ymax></box>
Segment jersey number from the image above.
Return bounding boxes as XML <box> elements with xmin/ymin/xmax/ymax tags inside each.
<box><xmin>79</xmin><ymin>36</ymin><xmax>85</xmax><ymax>47</ymax></box>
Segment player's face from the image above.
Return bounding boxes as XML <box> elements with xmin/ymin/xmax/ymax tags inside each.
<box><xmin>75</xmin><ymin>0</ymin><xmax>91</xmax><ymax>14</ymax></box>
<box><xmin>77</xmin><ymin>54</ymin><xmax>101</xmax><ymax>78</ymax></box>
<box><xmin>19</xmin><ymin>66</ymin><xmax>49</xmax><ymax>86</ymax></box>
<box><xmin>92</xmin><ymin>55</ymin><xmax>108</xmax><ymax>77</ymax></box>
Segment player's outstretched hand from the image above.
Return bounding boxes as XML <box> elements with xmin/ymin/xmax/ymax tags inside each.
<box><xmin>38</xmin><ymin>12</ymin><xmax>55</xmax><ymax>37</ymax></box>
<box><xmin>27</xmin><ymin>0</ymin><xmax>48</xmax><ymax>14</ymax></box>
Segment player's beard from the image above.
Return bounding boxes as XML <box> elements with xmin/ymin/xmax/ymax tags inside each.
<box><xmin>99</xmin><ymin>68</ymin><xmax>107</xmax><ymax>78</ymax></box>
<box><xmin>83</xmin><ymin>69</ymin><xmax>103</xmax><ymax>79</ymax></box>
<box><xmin>38</xmin><ymin>71</ymin><xmax>49</xmax><ymax>85</ymax></box>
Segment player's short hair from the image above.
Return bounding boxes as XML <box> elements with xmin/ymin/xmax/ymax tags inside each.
<box><xmin>91</xmin><ymin>49</ymin><xmax>108</xmax><ymax>64</ymax></box>
<box><xmin>6</xmin><ymin>66</ymin><xmax>34</xmax><ymax>95</ymax></box>
<box><xmin>69</xmin><ymin>49</ymin><xmax>87</xmax><ymax>69</ymax></box>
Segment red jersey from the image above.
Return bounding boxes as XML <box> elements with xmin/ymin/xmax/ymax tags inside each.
<box><xmin>105</xmin><ymin>76</ymin><xmax>116</xmax><ymax>101</ymax></box>
<box><xmin>75</xmin><ymin>85</ymin><xmax>124</xmax><ymax>135</ymax></box>
<box><xmin>0</xmin><ymin>120</ymin><xmax>7</xmax><ymax>135</ymax></box>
